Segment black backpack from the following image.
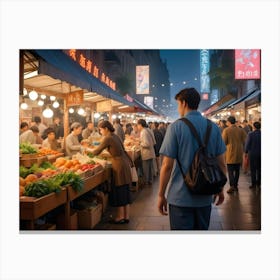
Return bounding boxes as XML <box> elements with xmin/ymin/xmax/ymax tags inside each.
<box><xmin>177</xmin><ymin>118</ymin><xmax>227</xmax><ymax>195</ymax></box>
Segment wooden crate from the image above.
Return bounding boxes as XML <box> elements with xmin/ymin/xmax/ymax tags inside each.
<box><xmin>20</xmin><ymin>188</ymin><xmax>67</xmax><ymax>220</ymax></box>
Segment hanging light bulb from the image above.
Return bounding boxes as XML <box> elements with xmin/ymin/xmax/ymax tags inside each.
<box><xmin>94</xmin><ymin>112</ymin><xmax>101</xmax><ymax>119</ymax></box>
<box><xmin>52</xmin><ymin>101</ymin><xmax>60</xmax><ymax>108</ymax></box>
<box><xmin>78</xmin><ymin>108</ymin><xmax>85</xmax><ymax>115</ymax></box>
<box><xmin>112</xmin><ymin>114</ymin><xmax>117</xmax><ymax>119</ymax></box>
<box><xmin>41</xmin><ymin>94</ymin><xmax>46</xmax><ymax>100</ymax></box>
<box><xmin>20</xmin><ymin>102</ymin><xmax>28</xmax><ymax>110</ymax></box>
<box><xmin>38</xmin><ymin>100</ymin><xmax>44</xmax><ymax>106</ymax></box>
<box><xmin>29</xmin><ymin>90</ymin><xmax>38</xmax><ymax>101</ymax></box>
<box><xmin>69</xmin><ymin>108</ymin><xmax>74</xmax><ymax>114</ymax></box>
<box><xmin>23</xmin><ymin>88</ymin><xmax>28</xmax><ymax>96</ymax></box>
<box><xmin>50</xmin><ymin>96</ymin><xmax>56</xmax><ymax>101</ymax></box>
<box><xmin>43</xmin><ymin>106</ymin><xmax>54</xmax><ymax>118</ymax></box>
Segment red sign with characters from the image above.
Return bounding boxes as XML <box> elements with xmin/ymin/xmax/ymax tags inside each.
<box><xmin>235</xmin><ymin>49</ymin><xmax>261</xmax><ymax>79</ymax></box>
<box><xmin>67</xmin><ymin>49</ymin><xmax>116</xmax><ymax>91</ymax></box>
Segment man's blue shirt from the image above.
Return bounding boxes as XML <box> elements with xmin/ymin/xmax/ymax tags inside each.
<box><xmin>159</xmin><ymin>111</ymin><xmax>226</xmax><ymax>207</ymax></box>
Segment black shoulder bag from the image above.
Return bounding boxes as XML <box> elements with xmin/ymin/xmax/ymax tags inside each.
<box><xmin>177</xmin><ymin>118</ymin><xmax>227</xmax><ymax>195</ymax></box>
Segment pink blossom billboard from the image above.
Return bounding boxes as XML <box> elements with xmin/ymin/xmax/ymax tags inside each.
<box><xmin>235</xmin><ymin>49</ymin><xmax>261</xmax><ymax>79</ymax></box>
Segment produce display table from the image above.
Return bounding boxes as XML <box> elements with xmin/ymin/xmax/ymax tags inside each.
<box><xmin>20</xmin><ymin>188</ymin><xmax>68</xmax><ymax>230</ymax></box>
<box><xmin>20</xmin><ymin>168</ymin><xmax>112</xmax><ymax>230</ymax></box>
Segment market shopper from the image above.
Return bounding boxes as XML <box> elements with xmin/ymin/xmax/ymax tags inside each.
<box><xmin>20</xmin><ymin>125</ymin><xmax>42</xmax><ymax>145</ymax></box>
<box><xmin>52</xmin><ymin>117</ymin><xmax>64</xmax><ymax>138</ymax></box>
<box><xmin>130</xmin><ymin>123</ymin><xmax>140</xmax><ymax>138</ymax></box>
<box><xmin>20</xmin><ymin>122</ymin><xmax>29</xmax><ymax>135</ymax></box>
<box><xmin>65</xmin><ymin>122</ymin><xmax>83</xmax><ymax>157</ymax></box>
<box><xmin>33</xmin><ymin>116</ymin><xmax>47</xmax><ymax>138</ymax></box>
<box><xmin>222</xmin><ymin>116</ymin><xmax>247</xmax><ymax>193</ymax></box>
<box><xmin>87</xmin><ymin>120</ymin><xmax>132</xmax><ymax>224</ymax></box>
<box><xmin>113</xmin><ymin>118</ymin><xmax>125</xmax><ymax>143</ymax></box>
<box><xmin>137</xmin><ymin>119</ymin><xmax>156</xmax><ymax>187</ymax></box>
<box><xmin>244</xmin><ymin>121</ymin><xmax>261</xmax><ymax>188</ymax></box>
<box><xmin>158</xmin><ymin>88</ymin><xmax>226</xmax><ymax>230</ymax></box>
<box><xmin>42</xmin><ymin>128</ymin><xmax>60</xmax><ymax>151</ymax></box>
<box><xmin>152</xmin><ymin>122</ymin><xmax>164</xmax><ymax>174</ymax></box>
<box><xmin>82</xmin><ymin>121</ymin><xmax>94</xmax><ymax>140</ymax></box>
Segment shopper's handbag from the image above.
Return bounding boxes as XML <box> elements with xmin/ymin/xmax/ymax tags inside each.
<box><xmin>131</xmin><ymin>166</ymin><xmax>138</xmax><ymax>182</ymax></box>
<box><xmin>177</xmin><ymin>118</ymin><xmax>227</xmax><ymax>195</ymax></box>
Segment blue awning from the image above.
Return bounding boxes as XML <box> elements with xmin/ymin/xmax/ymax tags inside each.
<box><xmin>33</xmin><ymin>49</ymin><xmax>135</xmax><ymax>107</ymax></box>
<box><xmin>227</xmin><ymin>88</ymin><xmax>260</xmax><ymax>107</ymax></box>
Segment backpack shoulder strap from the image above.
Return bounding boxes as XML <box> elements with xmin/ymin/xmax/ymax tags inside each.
<box><xmin>179</xmin><ymin>118</ymin><xmax>203</xmax><ymax>147</ymax></box>
<box><xmin>204</xmin><ymin>119</ymin><xmax>212</xmax><ymax>147</ymax></box>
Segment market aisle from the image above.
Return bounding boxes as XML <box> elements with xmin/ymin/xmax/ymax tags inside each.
<box><xmin>95</xmin><ymin>172</ymin><xmax>261</xmax><ymax>231</ymax></box>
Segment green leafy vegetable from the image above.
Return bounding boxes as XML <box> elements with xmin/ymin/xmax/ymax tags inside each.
<box><xmin>40</xmin><ymin>161</ymin><xmax>56</xmax><ymax>170</ymax></box>
<box><xmin>19</xmin><ymin>143</ymin><xmax>38</xmax><ymax>154</ymax></box>
<box><xmin>20</xmin><ymin>164</ymin><xmax>43</xmax><ymax>178</ymax></box>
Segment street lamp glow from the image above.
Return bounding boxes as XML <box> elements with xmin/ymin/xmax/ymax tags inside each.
<box><xmin>183</xmin><ymin>81</ymin><xmax>186</xmax><ymax>85</ymax></box>
<box><xmin>69</xmin><ymin>108</ymin><xmax>74</xmax><ymax>114</ymax></box>
<box><xmin>170</xmin><ymin>83</ymin><xmax>173</xmax><ymax>86</ymax></box>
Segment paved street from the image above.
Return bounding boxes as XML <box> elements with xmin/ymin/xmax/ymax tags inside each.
<box><xmin>95</xmin><ymin>171</ymin><xmax>261</xmax><ymax>231</ymax></box>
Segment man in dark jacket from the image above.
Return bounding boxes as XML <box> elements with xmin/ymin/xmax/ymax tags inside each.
<box><xmin>244</xmin><ymin>121</ymin><xmax>261</xmax><ymax>188</ymax></box>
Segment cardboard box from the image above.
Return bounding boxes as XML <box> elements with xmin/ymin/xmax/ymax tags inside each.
<box><xmin>56</xmin><ymin>210</ymin><xmax>78</xmax><ymax>230</ymax></box>
<box><xmin>77</xmin><ymin>204</ymin><xmax>102</xmax><ymax>229</ymax></box>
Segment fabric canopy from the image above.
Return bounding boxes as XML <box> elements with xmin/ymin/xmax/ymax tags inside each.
<box><xmin>33</xmin><ymin>49</ymin><xmax>135</xmax><ymax>107</ymax></box>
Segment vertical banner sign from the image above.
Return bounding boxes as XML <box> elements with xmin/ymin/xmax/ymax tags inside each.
<box><xmin>66</xmin><ymin>90</ymin><xmax>84</xmax><ymax>107</ymax></box>
<box><xmin>200</xmin><ymin>50</ymin><xmax>210</xmax><ymax>94</ymax></box>
<box><xmin>235</xmin><ymin>49</ymin><xmax>261</xmax><ymax>79</ymax></box>
<box><xmin>144</xmin><ymin>96</ymin><xmax>154</xmax><ymax>109</ymax></box>
<box><xmin>136</xmin><ymin>65</ymin><xmax>149</xmax><ymax>94</ymax></box>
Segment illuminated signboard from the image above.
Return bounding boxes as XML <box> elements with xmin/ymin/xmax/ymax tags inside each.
<box><xmin>67</xmin><ymin>49</ymin><xmax>116</xmax><ymax>90</ymax></box>
<box><xmin>66</xmin><ymin>90</ymin><xmax>84</xmax><ymax>107</ymax></box>
<box><xmin>144</xmin><ymin>96</ymin><xmax>154</xmax><ymax>109</ymax></box>
<box><xmin>200</xmin><ymin>49</ymin><xmax>210</xmax><ymax>94</ymax></box>
<box><xmin>136</xmin><ymin>65</ymin><xmax>149</xmax><ymax>94</ymax></box>
<box><xmin>235</xmin><ymin>49</ymin><xmax>261</xmax><ymax>79</ymax></box>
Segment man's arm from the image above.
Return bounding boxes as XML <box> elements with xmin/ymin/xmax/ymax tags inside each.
<box><xmin>214</xmin><ymin>152</ymin><xmax>226</xmax><ymax>206</ymax></box>
<box><xmin>158</xmin><ymin>155</ymin><xmax>174</xmax><ymax>215</ymax></box>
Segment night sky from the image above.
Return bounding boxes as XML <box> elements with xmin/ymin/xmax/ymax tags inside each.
<box><xmin>159</xmin><ymin>49</ymin><xmax>201</xmax><ymax>119</ymax></box>
<box><xmin>160</xmin><ymin>50</ymin><xmax>201</xmax><ymax>98</ymax></box>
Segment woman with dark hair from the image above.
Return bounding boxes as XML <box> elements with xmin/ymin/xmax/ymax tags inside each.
<box><xmin>87</xmin><ymin>120</ymin><xmax>132</xmax><ymax>224</ymax></box>
<box><xmin>42</xmin><ymin>128</ymin><xmax>60</xmax><ymax>151</ymax></box>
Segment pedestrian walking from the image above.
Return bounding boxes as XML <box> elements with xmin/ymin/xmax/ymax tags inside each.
<box><xmin>244</xmin><ymin>121</ymin><xmax>261</xmax><ymax>189</ymax></box>
<box><xmin>222</xmin><ymin>116</ymin><xmax>247</xmax><ymax>193</ymax></box>
<box><xmin>158</xmin><ymin>88</ymin><xmax>227</xmax><ymax>230</ymax></box>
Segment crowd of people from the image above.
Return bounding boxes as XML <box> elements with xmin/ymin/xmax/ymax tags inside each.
<box><xmin>19</xmin><ymin>88</ymin><xmax>261</xmax><ymax>230</ymax></box>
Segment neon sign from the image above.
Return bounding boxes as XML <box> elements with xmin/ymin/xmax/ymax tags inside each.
<box><xmin>200</xmin><ymin>50</ymin><xmax>210</xmax><ymax>94</ymax></box>
<box><xmin>67</xmin><ymin>49</ymin><xmax>116</xmax><ymax>90</ymax></box>
<box><xmin>235</xmin><ymin>49</ymin><xmax>261</xmax><ymax>79</ymax></box>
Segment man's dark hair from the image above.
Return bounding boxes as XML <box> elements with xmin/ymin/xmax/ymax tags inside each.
<box><xmin>114</xmin><ymin>118</ymin><xmax>121</xmax><ymax>124</ymax></box>
<box><xmin>20</xmin><ymin>122</ymin><xmax>28</xmax><ymax>129</ymax></box>
<box><xmin>45</xmin><ymin>127</ymin><xmax>55</xmax><ymax>135</ymax></box>
<box><xmin>227</xmin><ymin>116</ymin><xmax>236</xmax><ymax>124</ymax></box>
<box><xmin>253</xmin><ymin>121</ymin><xmax>261</xmax><ymax>129</ymax></box>
<box><xmin>154</xmin><ymin>122</ymin><xmax>159</xmax><ymax>128</ymax></box>
<box><xmin>175</xmin><ymin>88</ymin><xmax>201</xmax><ymax>110</ymax></box>
<box><xmin>33</xmin><ymin>116</ymin><xmax>41</xmax><ymax>124</ymax></box>
<box><xmin>137</xmin><ymin>119</ymin><xmax>148</xmax><ymax>128</ymax></box>
<box><xmin>30</xmin><ymin>126</ymin><xmax>39</xmax><ymax>133</ymax></box>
